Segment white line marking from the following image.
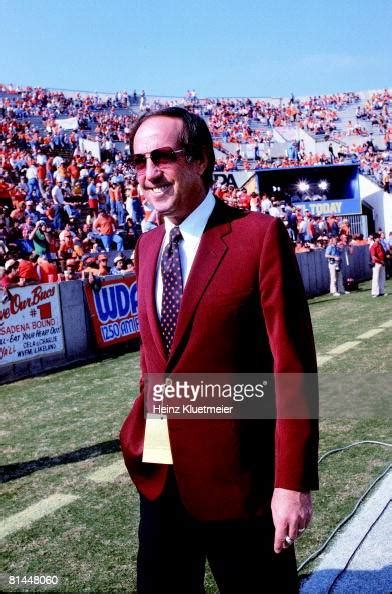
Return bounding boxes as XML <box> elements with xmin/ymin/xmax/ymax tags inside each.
<box><xmin>328</xmin><ymin>341</ymin><xmax>361</xmax><ymax>355</ymax></box>
<box><xmin>87</xmin><ymin>460</ymin><xmax>126</xmax><ymax>483</ymax></box>
<box><xmin>317</xmin><ymin>318</ymin><xmax>391</xmax><ymax>367</ymax></box>
<box><xmin>317</xmin><ymin>355</ymin><xmax>333</xmax><ymax>367</ymax></box>
<box><xmin>1</xmin><ymin>494</ymin><xmax>78</xmax><ymax>539</ymax></box>
<box><xmin>356</xmin><ymin>328</ymin><xmax>384</xmax><ymax>339</ymax></box>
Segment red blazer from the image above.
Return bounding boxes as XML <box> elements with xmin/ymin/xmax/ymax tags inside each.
<box><xmin>370</xmin><ymin>242</ymin><xmax>386</xmax><ymax>264</ymax></box>
<box><xmin>120</xmin><ymin>200</ymin><xmax>319</xmax><ymax>521</ymax></box>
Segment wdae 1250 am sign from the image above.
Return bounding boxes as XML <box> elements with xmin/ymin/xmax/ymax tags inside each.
<box><xmin>84</xmin><ymin>275</ymin><xmax>139</xmax><ymax>347</ymax></box>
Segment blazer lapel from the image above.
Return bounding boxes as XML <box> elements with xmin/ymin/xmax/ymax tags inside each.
<box><xmin>140</xmin><ymin>225</ymin><xmax>167</xmax><ymax>362</ymax></box>
<box><xmin>168</xmin><ymin>203</ymin><xmax>231</xmax><ymax>360</ymax></box>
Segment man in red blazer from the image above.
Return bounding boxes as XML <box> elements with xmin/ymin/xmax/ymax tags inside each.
<box><xmin>120</xmin><ymin>107</ymin><xmax>318</xmax><ymax>593</ymax></box>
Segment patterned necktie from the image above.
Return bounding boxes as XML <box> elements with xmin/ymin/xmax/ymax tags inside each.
<box><xmin>160</xmin><ymin>226</ymin><xmax>183</xmax><ymax>353</ymax></box>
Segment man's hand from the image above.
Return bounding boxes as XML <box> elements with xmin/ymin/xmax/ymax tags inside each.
<box><xmin>271</xmin><ymin>488</ymin><xmax>312</xmax><ymax>554</ymax></box>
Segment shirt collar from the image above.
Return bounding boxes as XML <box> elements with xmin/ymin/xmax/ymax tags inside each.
<box><xmin>164</xmin><ymin>191</ymin><xmax>216</xmax><ymax>242</ymax></box>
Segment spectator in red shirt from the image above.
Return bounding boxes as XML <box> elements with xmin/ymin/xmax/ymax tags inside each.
<box><xmin>1</xmin><ymin>259</ymin><xmax>23</xmax><ymax>288</ymax></box>
<box><xmin>37</xmin><ymin>162</ymin><xmax>46</xmax><ymax>197</ymax></box>
<box><xmin>58</xmin><ymin>231</ymin><xmax>74</xmax><ymax>261</ymax></box>
<box><xmin>37</xmin><ymin>255</ymin><xmax>58</xmax><ymax>283</ymax></box>
<box><xmin>67</xmin><ymin>160</ymin><xmax>80</xmax><ymax>187</ymax></box>
<box><xmin>370</xmin><ymin>233</ymin><xmax>387</xmax><ymax>297</ymax></box>
<box><xmin>93</xmin><ymin>209</ymin><xmax>124</xmax><ymax>252</ymax></box>
<box><xmin>10</xmin><ymin>202</ymin><xmax>26</xmax><ymax>224</ymax></box>
<box><xmin>18</xmin><ymin>253</ymin><xmax>40</xmax><ymax>283</ymax></box>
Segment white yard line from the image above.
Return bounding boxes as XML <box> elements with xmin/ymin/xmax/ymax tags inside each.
<box><xmin>356</xmin><ymin>328</ymin><xmax>385</xmax><ymax>339</ymax></box>
<box><xmin>318</xmin><ymin>318</ymin><xmax>391</xmax><ymax>366</ymax></box>
<box><xmin>317</xmin><ymin>355</ymin><xmax>333</xmax><ymax>366</ymax></box>
<box><xmin>86</xmin><ymin>460</ymin><xmax>126</xmax><ymax>483</ymax></box>
<box><xmin>1</xmin><ymin>493</ymin><xmax>78</xmax><ymax>539</ymax></box>
<box><xmin>327</xmin><ymin>341</ymin><xmax>361</xmax><ymax>355</ymax></box>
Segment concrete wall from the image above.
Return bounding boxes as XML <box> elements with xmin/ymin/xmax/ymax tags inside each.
<box><xmin>273</xmin><ymin>129</ymin><xmax>287</xmax><ymax>143</ymax></box>
<box><xmin>59</xmin><ymin>280</ymin><xmax>92</xmax><ymax>361</ymax></box>
<box><xmin>0</xmin><ymin>246</ymin><xmax>372</xmax><ymax>384</ymax></box>
<box><xmin>314</xmin><ymin>139</ymin><xmax>341</xmax><ymax>156</ymax></box>
<box><xmin>298</xmin><ymin>128</ymin><xmax>317</xmax><ymax>155</ymax></box>
<box><xmin>382</xmin><ymin>191</ymin><xmax>392</xmax><ymax>236</ymax></box>
<box><xmin>359</xmin><ymin>175</ymin><xmax>387</xmax><ymax>233</ymax></box>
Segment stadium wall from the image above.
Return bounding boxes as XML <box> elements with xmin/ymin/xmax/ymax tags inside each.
<box><xmin>0</xmin><ymin>246</ymin><xmax>372</xmax><ymax>384</ymax></box>
<box><xmin>0</xmin><ymin>280</ymin><xmax>94</xmax><ymax>385</ymax></box>
<box><xmin>359</xmin><ymin>175</ymin><xmax>391</xmax><ymax>235</ymax></box>
<box><xmin>296</xmin><ymin>244</ymin><xmax>371</xmax><ymax>297</ymax></box>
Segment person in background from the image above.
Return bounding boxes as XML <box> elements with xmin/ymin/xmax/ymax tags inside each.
<box><xmin>93</xmin><ymin>209</ymin><xmax>124</xmax><ymax>252</ymax></box>
<box><xmin>58</xmin><ymin>230</ymin><xmax>75</xmax><ymax>262</ymax></box>
<box><xmin>64</xmin><ymin>258</ymin><xmax>80</xmax><ymax>281</ymax></box>
<box><xmin>325</xmin><ymin>236</ymin><xmax>349</xmax><ymax>297</ymax></box>
<box><xmin>379</xmin><ymin>231</ymin><xmax>391</xmax><ymax>279</ymax></box>
<box><xmin>1</xmin><ymin>259</ymin><xmax>23</xmax><ymax>288</ymax></box>
<box><xmin>24</xmin><ymin>200</ymin><xmax>40</xmax><ymax>224</ymax></box>
<box><xmin>29</xmin><ymin>220</ymin><xmax>50</xmax><ymax>257</ymax></box>
<box><xmin>110</xmin><ymin>254</ymin><xmax>127</xmax><ymax>275</ymax></box>
<box><xmin>96</xmin><ymin>253</ymin><xmax>111</xmax><ymax>276</ymax></box>
<box><xmin>37</xmin><ymin>255</ymin><xmax>58</xmax><ymax>283</ymax></box>
<box><xmin>87</xmin><ymin>176</ymin><xmax>99</xmax><ymax>217</ymax></box>
<box><xmin>17</xmin><ymin>252</ymin><xmax>40</xmax><ymax>284</ymax></box>
<box><xmin>80</xmin><ymin>255</ymin><xmax>99</xmax><ymax>275</ymax></box>
<box><xmin>370</xmin><ymin>233</ymin><xmax>387</xmax><ymax>297</ymax></box>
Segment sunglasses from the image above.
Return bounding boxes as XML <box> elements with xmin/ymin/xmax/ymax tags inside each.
<box><xmin>130</xmin><ymin>147</ymin><xmax>185</xmax><ymax>172</ymax></box>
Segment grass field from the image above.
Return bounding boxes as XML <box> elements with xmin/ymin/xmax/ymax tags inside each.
<box><xmin>1</xmin><ymin>279</ymin><xmax>391</xmax><ymax>592</ymax></box>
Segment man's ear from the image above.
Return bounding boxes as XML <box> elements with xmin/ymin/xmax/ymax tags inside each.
<box><xmin>194</xmin><ymin>147</ymin><xmax>209</xmax><ymax>176</ymax></box>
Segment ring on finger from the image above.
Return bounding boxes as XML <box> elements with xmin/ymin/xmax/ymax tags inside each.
<box><xmin>285</xmin><ymin>536</ymin><xmax>294</xmax><ymax>546</ymax></box>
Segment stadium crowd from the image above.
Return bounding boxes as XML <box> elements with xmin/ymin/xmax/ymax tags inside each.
<box><xmin>0</xmin><ymin>83</ymin><xmax>391</xmax><ymax>291</ymax></box>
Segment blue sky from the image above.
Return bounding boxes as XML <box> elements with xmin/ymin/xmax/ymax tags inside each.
<box><xmin>0</xmin><ymin>0</ymin><xmax>390</xmax><ymax>98</ymax></box>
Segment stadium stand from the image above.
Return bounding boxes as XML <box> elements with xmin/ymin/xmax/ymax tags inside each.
<box><xmin>0</xmin><ymin>83</ymin><xmax>391</xmax><ymax>290</ymax></box>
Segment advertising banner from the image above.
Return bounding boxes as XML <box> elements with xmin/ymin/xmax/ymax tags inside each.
<box><xmin>55</xmin><ymin>117</ymin><xmax>79</xmax><ymax>130</ymax></box>
<box><xmin>84</xmin><ymin>275</ymin><xmax>139</xmax><ymax>348</ymax></box>
<box><xmin>213</xmin><ymin>171</ymin><xmax>256</xmax><ymax>189</ymax></box>
<box><xmin>78</xmin><ymin>138</ymin><xmax>101</xmax><ymax>162</ymax></box>
<box><xmin>0</xmin><ymin>284</ymin><xmax>64</xmax><ymax>365</ymax></box>
<box><xmin>291</xmin><ymin>199</ymin><xmax>358</xmax><ymax>216</ymax></box>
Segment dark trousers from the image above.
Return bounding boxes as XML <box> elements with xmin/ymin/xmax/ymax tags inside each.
<box><xmin>137</xmin><ymin>472</ymin><xmax>298</xmax><ymax>594</ymax></box>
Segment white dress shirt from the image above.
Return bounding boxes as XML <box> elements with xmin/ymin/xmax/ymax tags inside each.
<box><xmin>155</xmin><ymin>191</ymin><xmax>216</xmax><ymax>318</ymax></box>
<box><xmin>143</xmin><ymin>191</ymin><xmax>216</xmax><ymax>465</ymax></box>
